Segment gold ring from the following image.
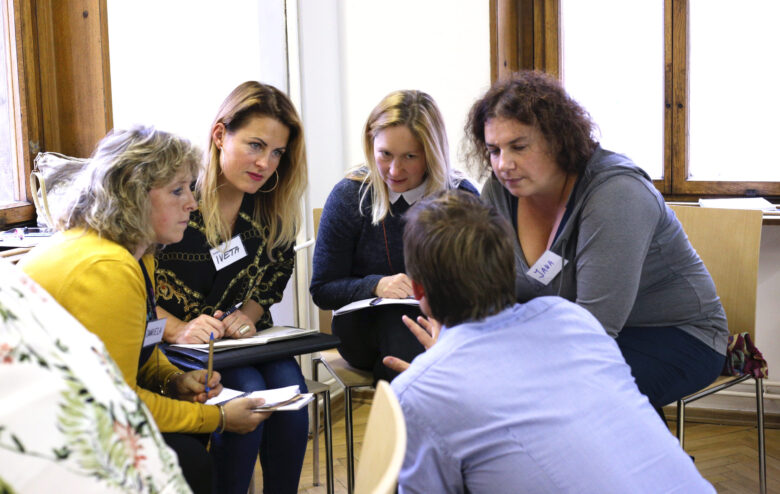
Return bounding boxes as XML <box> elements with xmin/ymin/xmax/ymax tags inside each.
<box><xmin>238</xmin><ymin>324</ymin><xmax>251</xmax><ymax>336</ymax></box>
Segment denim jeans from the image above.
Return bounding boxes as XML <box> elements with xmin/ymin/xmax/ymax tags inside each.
<box><xmin>616</xmin><ymin>325</ymin><xmax>725</xmax><ymax>408</ymax></box>
<box><xmin>210</xmin><ymin>357</ymin><xmax>309</xmax><ymax>494</ymax></box>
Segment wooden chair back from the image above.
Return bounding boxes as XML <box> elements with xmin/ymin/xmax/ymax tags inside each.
<box><xmin>669</xmin><ymin>205</ymin><xmax>763</xmax><ymax>339</ymax></box>
<box><xmin>354</xmin><ymin>380</ymin><xmax>406</xmax><ymax>494</ymax></box>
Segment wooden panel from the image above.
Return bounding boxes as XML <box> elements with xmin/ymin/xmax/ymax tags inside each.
<box><xmin>533</xmin><ymin>0</ymin><xmax>559</xmax><ymax>77</ymax></box>
<box><xmin>496</xmin><ymin>0</ymin><xmax>519</xmax><ymax>81</ymax></box>
<box><xmin>669</xmin><ymin>205</ymin><xmax>762</xmax><ymax>338</ymax></box>
<box><xmin>659</xmin><ymin>0</ymin><xmax>673</xmax><ymax>195</ymax></box>
<box><xmin>36</xmin><ymin>0</ymin><xmax>112</xmax><ymax>158</ymax></box>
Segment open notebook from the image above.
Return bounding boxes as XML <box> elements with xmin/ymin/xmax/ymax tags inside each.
<box><xmin>205</xmin><ymin>385</ymin><xmax>313</xmax><ymax>411</ymax></box>
<box><xmin>170</xmin><ymin>326</ymin><xmax>319</xmax><ymax>353</ymax></box>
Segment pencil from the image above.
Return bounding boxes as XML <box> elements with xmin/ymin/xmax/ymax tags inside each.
<box><xmin>205</xmin><ymin>332</ymin><xmax>214</xmax><ymax>394</ymax></box>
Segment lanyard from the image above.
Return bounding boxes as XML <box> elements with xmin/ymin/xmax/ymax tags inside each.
<box><xmin>139</xmin><ymin>259</ymin><xmax>157</xmax><ymax>323</ymax></box>
<box><xmin>138</xmin><ymin>259</ymin><xmax>158</xmax><ymax>369</ymax></box>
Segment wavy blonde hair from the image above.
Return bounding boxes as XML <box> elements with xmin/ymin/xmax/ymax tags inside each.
<box><xmin>199</xmin><ymin>81</ymin><xmax>307</xmax><ymax>256</ymax></box>
<box><xmin>59</xmin><ymin>126</ymin><xmax>202</xmax><ymax>255</ymax></box>
<box><xmin>354</xmin><ymin>90</ymin><xmax>460</xmax><ymax>224</ymax></box>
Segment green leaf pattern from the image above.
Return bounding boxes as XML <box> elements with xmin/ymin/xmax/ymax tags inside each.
<box><xmin>0</xmin><ymin>260</ymin><xmax>191</xmax><ymax>493</ymax></box>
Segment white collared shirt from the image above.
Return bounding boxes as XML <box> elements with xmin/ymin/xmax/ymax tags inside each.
<box><xmin>388</xmin><ymin>179</ymin><xmax>428</xmax><ymax>206</ymax></box>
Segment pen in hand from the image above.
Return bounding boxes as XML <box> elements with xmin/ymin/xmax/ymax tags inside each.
<box><xmin>217</xmin><ymin>302</ymin><xmax>243</xmax><ymax>321</ymax></box>
<box><xmin>205</xmin><ymin>332</ymin><xmax>214</xmax><ymax>394</ymax></box>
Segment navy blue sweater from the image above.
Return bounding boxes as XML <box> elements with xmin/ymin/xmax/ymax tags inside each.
<box><xmin>310</xmin><ymin>177</ymin><xmax>478</xmax><ymax>310</ymax></box>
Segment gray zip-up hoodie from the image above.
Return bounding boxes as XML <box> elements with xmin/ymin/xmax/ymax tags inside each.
<box><xmin>482</xmin><ymin>145</ymin><xmax>728</xmax><ymax>355</ymax></box>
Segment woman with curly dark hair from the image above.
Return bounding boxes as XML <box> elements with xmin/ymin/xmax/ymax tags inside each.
<box><xmin>465</xmin><ymin>70</ymin><xmax>727</xmax><ymax>416</ymax></box>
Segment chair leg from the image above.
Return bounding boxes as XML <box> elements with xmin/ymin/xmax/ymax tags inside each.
<box><xmin>312</xmin><ymin>390</ymin><xmax>320</xmax><ymax>486</ymax></box>
<box><xmin>676</xmin><ymin>399</ymin><xmax>685</xmax><ymax>449</ymax></box>
<box><xmin>323</xmin><ymin>389</ymin><xmax>334</xmax><ymax>494</ymax></box>
<box><xmin>345</xmin><ymin>386</ymin><xmax>356</xmax><ymax>494</ymax></box>
<box><xmin>756</xmin><ymin>378</ymin><xmax>766</xmax><ymax>494</ymax></box>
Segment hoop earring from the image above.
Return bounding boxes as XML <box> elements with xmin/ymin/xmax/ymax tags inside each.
<box><xmin>259</xmin><ymin>169</ymin><xmax>279</xmax><ymax>193</ymax></box>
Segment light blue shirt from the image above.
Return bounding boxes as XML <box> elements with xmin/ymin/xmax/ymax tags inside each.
<box><xmin>391</xmin><ymin>297</ymin><xmax>714</xmax><ymax>494</ymax></box>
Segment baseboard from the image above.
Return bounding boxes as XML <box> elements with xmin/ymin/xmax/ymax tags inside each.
<box><xmin>662</xmin><ymin>405</ymin><xmax>780</xmax><ymax>428</ymax></box>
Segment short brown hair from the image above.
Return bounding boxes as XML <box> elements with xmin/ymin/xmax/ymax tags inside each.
<box><xmin>403</xmin><ymin>190</ymin><xmax>516</xmax><ymax>326</ymax></box>
<box><xmin>465</xmin><ymin>70</ymin><xmax>597</xmax><ymax>179</ymax></box>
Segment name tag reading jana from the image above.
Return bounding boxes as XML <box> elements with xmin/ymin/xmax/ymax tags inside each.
<box><xmin>143</xmin><ymin>318</ymin><xmax>166</xmax><ymax>348</ymax></box>
<box><xmin>526</xmin><ymin>250</ymin><xmax>566</xmax><ymax>286</ymax></box>
<box><xmin>210</xmin><ymin>235</ymin><xmax>248</xmax><ymax>271</ymax></box>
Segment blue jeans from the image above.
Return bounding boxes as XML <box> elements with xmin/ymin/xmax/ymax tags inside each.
<box><xmin>616</xmin><ymin>326</ymin><xmax>725</xmax><ymax>408</ymax></box>
<box><xmin>210</xmin><ymin>357</ymin><xmax>309</xmax><ymax>494</ymax></box>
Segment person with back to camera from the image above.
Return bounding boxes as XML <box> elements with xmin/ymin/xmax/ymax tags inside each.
<box><xmin>464</xmin><ymin>70</ymin><xmax>728</xmax><ymax>418</ymax></box>
<box><xmin>389</xmin><ymin>189</ymin><xmax>714</xmax><ymax>493</ymax></box>
<box><xmin>20</xmin><ymin>126</ymin><xmax>269</xmax><ymax>494</ymax></box>
<box><xmin>310</xmin><ymin>89</ymin><xmax>478</xmax><ymax>383</ymax></box>
<box><xmin>153</xmin><ymin>81</ymin><xmax>309</xmax><ymax>494</ymax></box>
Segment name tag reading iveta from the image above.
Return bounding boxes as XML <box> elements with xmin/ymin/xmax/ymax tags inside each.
<box><xmin>210</xmin><ymin>235</ymin><xmax>248</xmax><ymax>271</ymax></box>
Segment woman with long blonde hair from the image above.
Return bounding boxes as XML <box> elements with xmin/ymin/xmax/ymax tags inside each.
<box><xmin>310</xmin><ymin>89</ymin><xmax>477</xmax><ymax>383</ymax></box>
<box><xmin>154</xmin><ymin>81</ymin><xmax>309</xmax><ymax>494</ymax></box>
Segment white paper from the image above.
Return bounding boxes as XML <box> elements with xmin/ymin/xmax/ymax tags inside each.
<box><xmin>333</xmin><ymin>297</ymin><xmax>420</xmax><ymax>316</ymax></box>
<box><xmin>698</xmin><ymin>197</ymin><xmax>778</xmax><ymax>211</ymax></box>
<box><xmin>206</xmin><ymin>385</ymin><xmax>313</xmax><ymax>411</ymax></box>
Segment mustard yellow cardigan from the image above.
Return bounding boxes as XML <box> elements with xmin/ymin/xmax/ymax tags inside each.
<box><xmin>21</xmin><ymin>229</ymin><xmax>220</xmax><ymax>433</ymax></box>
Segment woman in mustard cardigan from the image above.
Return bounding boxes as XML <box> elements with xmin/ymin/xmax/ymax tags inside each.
<box><xmin>20</xmin><ymin>126</ymin><xmax>268</xmax><ymax>494</ymax></box>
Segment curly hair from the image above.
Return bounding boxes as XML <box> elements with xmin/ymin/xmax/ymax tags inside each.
<box><xmin>200</xmin><ymin>81</ymin><xmax>308</xmax><ymax>255</ymax></box>
<box><xmin>59</xmin><ymin>126</ymin><xmax>202</xmax><ymax>254</ymax></box>
<box><xmin>352</xmin><ymin>89</ymin><xmax>462</xmax><ymax>224</ymax></box>
<box><xmin>464</xmin><ymin>70</ymin><xmax>597</xmax><ymax>179</ymax></box>
<box><xmin>404</xmin><ymin>190</ymin><xmax>516</xmax><ymax>327</ymax></box>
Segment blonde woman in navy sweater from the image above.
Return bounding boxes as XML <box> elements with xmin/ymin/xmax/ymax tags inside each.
<box><xmin>310</xmin><ymin>90</ymin><xmax>477</xmax><ymax>382</ymax></box>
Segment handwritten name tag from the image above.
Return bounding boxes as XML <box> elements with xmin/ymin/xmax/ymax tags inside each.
<box><xmin>210</xmin><ymin>235</ymin><xmax>247</xmax><ymax>271</ymax></box>
<box><xmin>526</xmin><ymin>250</ymin><xmax>566</xmax><ymax>286</ymax></box>
<box><xmin>143</xmin><ymin>318</ymin><xmax>166</xmax><ymax>348</ymax></box>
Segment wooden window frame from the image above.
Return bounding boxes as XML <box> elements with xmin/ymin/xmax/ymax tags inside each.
<box><xmin>491</xmin><ymin>0</ymin><xmax>780</xmax><ymax>200</ymax></box>
<box><xmin>0</xmin><ymin>0</ymin><xmax>112</xmax><ymax>228</ymax></box>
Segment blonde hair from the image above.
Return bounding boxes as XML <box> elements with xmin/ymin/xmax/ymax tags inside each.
<box><xmin>355</xmin><ymin>90</ymin><xmax>460</xmax><ymax>224</ymax></box>
<box><xmin>199</xmin><ymin>81</ymin><xmax>308</xmax><ymax>255</ymax></box>
<box><xmin>60</xmin><ymin>126</ymin><xmax>201</xmax><ymax>254</ymax></box>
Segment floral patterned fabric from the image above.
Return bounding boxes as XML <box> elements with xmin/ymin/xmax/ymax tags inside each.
<box><xmin>0</xmin><ymin>259</ymin><xmax>191</xmax><ymax>494</ymax></box>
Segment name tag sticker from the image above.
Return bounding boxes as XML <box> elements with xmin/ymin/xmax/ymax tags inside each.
<box><xmin>526</xmin><ymin>250</ymin><xmax>567</xmax><ymax>286</ymax></box>
<box><xmin>143</xmin><ymin>318</ymin><xmax>166</xmax><ymax>348</ymax></box>
<box><xmin>210</xmin><ymin>235</ymin><xmax>247</xmax><ymax>271</ymax></box>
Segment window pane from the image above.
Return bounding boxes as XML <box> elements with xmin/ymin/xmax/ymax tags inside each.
<box><xmin>561</xmin><ymin>0</ymin><xmax>664</xmax><ymax>180</ymax></box>
<box><xmin>688</xmin><ymin>0</ymin><xmax>780</xmax><ymax>181</ymax></box>
<box><xmin>108</xmin><ymin>0</ymin><xmax>287</xmax><ymax>148</ymax></box>
<box><xmin>1</xmin><ymin>10</ymin><xmax>15</xmax><ymax>206</ymax></box>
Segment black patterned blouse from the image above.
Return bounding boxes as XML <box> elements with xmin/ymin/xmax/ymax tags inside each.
<box><xmin>155</xmin><ymin>193</ymin><xmax>294</xmax><ymax>329</ymax></box>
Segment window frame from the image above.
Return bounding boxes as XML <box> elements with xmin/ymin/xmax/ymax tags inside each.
<box><xmin>491</xmin><ymin>0</ymin><xmax>780</xmax><ymax>199</ymax></box>
<box><xmin>0</xmin><ymin>0</ymin><xmax>112</xmax><ymax>228</ymax></box>
<box><xmin>1</xmin><ymin>0</ymin><xmax>40</xmax><ymax>226</ymax></box>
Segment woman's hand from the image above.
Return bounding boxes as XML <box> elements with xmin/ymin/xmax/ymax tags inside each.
<box><xmin>375</xmin><ymin>273</ymin><xmax>414</xmax><ymax>299</ymax></box>
<box><xmin>171</xmin><ymin>369</ymin><xmax>223</xmax><ymax>402</ymax></box>
<box><xmin>217</xmin><ymin>308</ymin><xmax>257</xmax><ymax>339</ymax></box>
<box><xmin>222</xmin><ymin>397</ymin><xmax>271</xmax><ymax>434</ymax></box>
<box><xmin>172</xmin><ymin>314</ymin><xmax>226</xmax><ymax>344</ymax></box>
